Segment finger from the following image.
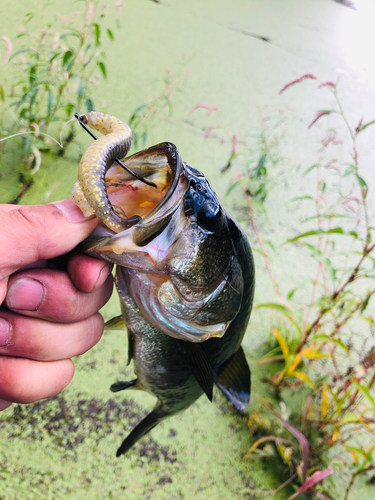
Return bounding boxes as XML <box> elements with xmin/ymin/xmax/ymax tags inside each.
<box><xmin>0</xmin><ymin>311</ymin><xmax>104</xmax><ymax>361</ymax></box>
<box><xmin>0</xmin><ymin>400</ymin><xmax>12</xmax><ymax>411</ymax></box>
<box><xmin>0</xmin><ymin>199</ymin><xmax>98</xmax><ymax>281</ymax></box>
<box><xmin>67</xmin><ymin>252</ymin><xmax>113</xmax><ymax>293</ymax></box>
<box><xmin>5</xmin><ymin>268</ymin><xmax>113</xmax><ymax>323</ymax></box>
<box><xmin>0</xmin><ymin>204</ymin><xmax>27</xmax><ymax>215</ymax></box>
<box><xmin>0</xmin><ymin>357</ymin><xmax>74</xmax><ymax>404</ymax></box>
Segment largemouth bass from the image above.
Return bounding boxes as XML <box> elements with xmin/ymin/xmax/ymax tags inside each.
<box><xmin>72</xmin><ymin>111</ymin><xmax>255</xmax><ymax>457</ymax></box>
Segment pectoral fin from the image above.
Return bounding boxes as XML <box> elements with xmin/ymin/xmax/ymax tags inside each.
<box><xmin>177</xmin><ymin>340</ymin><xmax>214</xmax><ymax>402</ymax></box>
<box><xmin>104</xmin><ymin>315</ymin><xmax>125</xmax><ymax>330</ymax></box>
<box><xmin>104</xmin><ymin>315</ymin><xmax>134</xmax><ymax>365</ymax></box>
<box><xmin>215</xmin><ymin>346</ymin><xmax>251</xmax><ymax>411</ymax></box>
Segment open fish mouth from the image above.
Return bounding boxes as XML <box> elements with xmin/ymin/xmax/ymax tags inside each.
<box><xmin>84</xmin><ymin>142</ymin><xmax>186</xmax><ymax>244</ymax></box>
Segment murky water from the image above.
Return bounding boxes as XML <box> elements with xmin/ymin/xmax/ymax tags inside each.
<box><xmin>1</xmin><ymin>1</ymin><xmax>374</xmax><ymax>498</ymax></box>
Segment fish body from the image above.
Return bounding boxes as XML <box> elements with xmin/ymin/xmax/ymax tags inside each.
<box><xmin>72</xmin><ymin>112</ymin><xmax>255</xmax><ymax>456</ymax></box>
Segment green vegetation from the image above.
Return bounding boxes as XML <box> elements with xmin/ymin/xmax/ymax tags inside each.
<box><xmin>0</xmin><ymin>0</ymin><xmax>117</xmax><ymax>202</ymax></box>
<box><xmin>226</xmin><ymin>75</ymin><xmax>375</xmax><ymax>499</ymax></box>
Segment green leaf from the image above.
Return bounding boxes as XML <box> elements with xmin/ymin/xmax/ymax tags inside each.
<box><xmin>77</xmin><ymin>78</ymin><xmax>84</xmax><ymax>101</ymax></box>
<box><xmin>65</xmin><ymin>103</ymin><xmax>75</xmax><ymax>117</ymax></box>
<box><xmin>343</xmin><ymin>165</ymin><xmax>356</xmax><ymax>177</ymax></box>
<box><xmin>360</xmin><ymin>293</ymin><xmax>372</xmax><ymax>313</ymax></box>
<box><xmin>60</xmin><ymin>28</ymin><xmax>81</xmax><ymax>40</ymax></box>
<box><xmin>25</xmin><ymin>12</ymin><xmax>34</xmax><ymax>23</ymax></box>
<box><xmin>298</xmin><ymin>243</ymin><xmax>337</xmax><ymax>281</ymax></box>
<box><xmin>345</xmin><ymin>445</ymin><xmax>374</xmax><ymax>464</ymax></box>
<box><xmin>302</xmin><ymin>213</ymin><xmax>353</xmax><ymax>223</ymax></box>
<box><xmin>9</xmin><ymin>48</ymin><xmax>37</xmax><ymax>62</ymax></box>
<box><xmin>225</xmin><ymin>179</ymin><xmax>240</xmax><ymax>197</ymax></box>
<box><xmin>107</xmin><ymin>28</ymin><xmax>114</xmax><ymax>41</ymax></box>
<box><xmin>352</xmin><ymin>378</ymin><xmax>375</xmax><ymax>410</ymax></box>
<box><xmin>290</xmin><ymin>195</ymin><xmax>314</xmax><ymax>203</ymax></box>
<box><xmin>285</xmin><ymin>227</ymin><xmax>349</xmax><ymax>244</ymax></box>
<box><xmin>49</xmin><ymin>51</ymin><xmax>62</xmax><ymax>64</ymax></box>
<box><xmin>128</xmin><ymin>104</ymin><xmax>147</xmax><ymax>124</ymax></box>
<box><xmin>355</xmin><ymin>174</ymin><xmax>368</xmax><ymax>197</ymax></box>
<box><xmin>47</xmin><ymin>90</ymin><xmax>53</xmax><ymax>117</ymax></box>
<box><xmin>303</xmin><ymin>164</ymin><xmax>318</xmax><ymax>176</ymax></box>
<box><xmin>337</xmin><ymin>413</ymin><xmax>361</xmax><ymax>425</ymax></box>
<box><xmin>313</xmin><ymin>335</ymin><xmax>348</xmax><ymax>352</ymax></box>
<box><xmin>255</xmin><ymin>303</ymin><xmax>301</xmax><ymax>331</ymax></box>
<box><xmin>62</xmin><ymin>50</ymin><xmax>73</xmax><ymax>68</ymax></box>
<box><xmin>28</xmin><ymin>88</ymin><xmax>38</xmax><ymax>110</ymax></box>
<box><xmin>357</xmin><ymin>119</ymin><xmax>375</xmax><ymax>134</ymax></box>
<box><xmin>85</xmin><ymin>98</ymin><xmax>94</xmax><ymax>112</ymax></box>
<box><xmin>0</xmin><ymin>85</ymin><xmax>4</xmax><ymax>102</ymax></box>
<box><xmin>95</xmin><ymin>24</ymin><xmax>101</xmax><ymax>45</ymax></box>
<box><xmin>98</xmin><ymin>61</ymin><xmax>107</xmax><ymax>79</ymax></box>
<box><xmin>255</xmin><ymin>154</ymin><xmax>266</xmax><ymax>177</ymax></box>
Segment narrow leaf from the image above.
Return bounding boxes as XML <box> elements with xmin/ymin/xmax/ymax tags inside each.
<box><xmin>272</xmin><ymin>329</ymin><xmax>289</xmax><ymax>360</ymax></box>
<box><xmin>47</xmin><ymin>90</ymin><xmax>53</xmax><ymax>117</ymax></box>
<box><xmin>107</xmin><ymin>28</ymin><xmax>114</xmax><ymax>40</ymax></box>
<box><xmin>255</xmin><ymin>154</ymin><xmax>266</xmax><ymax>177</ymax></box>
<box><xmin>321</xmin><ymin>385</ymin><xmax>329</xmax><ymax>418</ymax></box>
<box><xmin>358</xmin><ymin>119</ymin><xmax>375</xmax><ymax>133</ymax></box>
<box><xmin>259</xmin><ymin>398</ymin><xmax>310</xmax><ymax>481</ymax></box>
<box><xmin>290</xmin><ymin>195</ymin><xmax>314</xmax><ymax>203</ymax></box>
<box><xmin>255</xmin><ymin>303</ymin><xmax>301</xmax><ymax>330</ymax></box>
<box><xmin>360</xmin><ymin>293</ymin><xmax>372</xmax><ymax>313</ymax></box>
<box><xmin>62</xmin><ymin>50</ymin><xmax>73</xmax><ymax>68</ymax></box>
<box><xmin>98</xmin><ymin>61</ymin><xmax>107</xmax><ymax>79</ymax></box>
<box><xmin>294</xmin><ymin>371</ymin><xmax>316</xmax><ymax>389</ymax></box>
<box><xmin>286</xmin><ymin>227</ymin><xmax>347</xmax><ymax>244</ymax></box>
<box><xmin>352</xmin><ymin>378</ymin><xmax>375</xmax><ymax>409</ymax></box>
<box><xmin>94</xmin><ymin>23</ymin><xmax>101</xmax><ymax>45</ymax></box>
<box><xmin>287</xmin><ymin>467</ymin><xmax>334</xmax><ymax>500</ymax></box>
<box><xmin>225</xmin><ymin>179</ymin><xmax>240</xmax><ymax>197</ymax></box>
<box><xmin>77</xmin><ymin>78</ymin><xmax>84</xmax><ymax>101</ymax></box>
<box><xmin>85</xmin><ymin>98</ymin><xmax>94</xmax><ymax>112</ymax></box>
<box><xmin>303</xmin><ymin>164</ymin><xmax>317</xmax><ymax>176</ymax></box>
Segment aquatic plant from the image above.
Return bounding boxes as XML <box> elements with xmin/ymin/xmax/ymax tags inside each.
<box><xmin>226</xmin><ymin>75</ymin><xmax>375</xmax><ymax>499</ymax></box>
<box><xmin>0</xmin><ymin>0</ymin><xmax>118</xmax><ymax>202</ymax></box>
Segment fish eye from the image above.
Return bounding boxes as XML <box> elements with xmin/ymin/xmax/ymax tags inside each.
<box><xmin>197</xmin><ymin>200</ymin><xmax>223</xmax><ymax>232</ymax></box>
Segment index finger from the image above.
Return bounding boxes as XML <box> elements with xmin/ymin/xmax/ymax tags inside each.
<box><xmin>0</xmin><ymin>199</ymin><xmax>98</xmax><ymax>282</ymax></box>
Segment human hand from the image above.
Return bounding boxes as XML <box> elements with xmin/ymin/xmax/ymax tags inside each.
<box><xmin>0</xmin><ymin>199</ymin><xmax>113</xmax><ymax>411</ymax></box>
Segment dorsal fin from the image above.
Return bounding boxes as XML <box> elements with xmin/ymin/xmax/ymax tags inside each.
<box><xmin>104</xmin><ymin>315</ymin><xmax>125</xmax><ymax>330</ymax></box>
<box><xmin>215</xmin><ymin>346</ymin><xmax>251</xmax><ymax>411</ymax></box>
<box><xmin>177</xmin><ymin>340</ymin><xmax>214</xmax><ymax>402</ymax></box>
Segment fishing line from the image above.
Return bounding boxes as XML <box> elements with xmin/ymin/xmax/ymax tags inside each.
<box><xmin>74</xmin><ymin>112</ymin><xmax>157</xmax><ymax>188</ymax></box>
<box><xmin>0</xmin><ymin>130</ymin><xmax>63</xmax><ymax>148</ymax></box>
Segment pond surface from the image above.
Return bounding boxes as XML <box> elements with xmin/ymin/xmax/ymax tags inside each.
<box><xmin>1</xmin><ymin>1</ymin><xmax>374</xmax><ymax>499</ymax></box>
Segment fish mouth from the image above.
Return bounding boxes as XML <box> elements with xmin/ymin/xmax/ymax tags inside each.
<box><xmin>83</xmin><ymin>142</ymin><xmax>185</xmax><ymax>244</ymax></box>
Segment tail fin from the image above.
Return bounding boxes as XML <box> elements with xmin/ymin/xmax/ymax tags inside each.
<box><xmin>116</xmin><ymin>404</ymin><xmax>164</xmax><ymax>457</ymax></box>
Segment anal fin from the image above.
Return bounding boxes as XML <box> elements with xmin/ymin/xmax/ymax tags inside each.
<box><xmin>215</xmin><ymin>346</ymin><xmax>251</xmax><ymax>411</ymax></box>
<box><xmin>110</xmin><ymin>379</ymin><xmax>137</xmax><ymax>392</ymax></box>
<box><xmin>177</xmin><ymin>340</ymin><xmax>213</xmax><ymax>402</ymax></box>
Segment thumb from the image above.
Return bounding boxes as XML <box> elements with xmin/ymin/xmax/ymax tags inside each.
<box><xmin>0</xmin><ymin>199</ymin><xmax>98</xmax><ymax>282</ymax></box>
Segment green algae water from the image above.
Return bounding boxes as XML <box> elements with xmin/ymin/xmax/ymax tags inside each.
<box><xmin>1</xmin><ymin>1</ymin><xmax>375</xmax><ymax>499</ymax></box>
